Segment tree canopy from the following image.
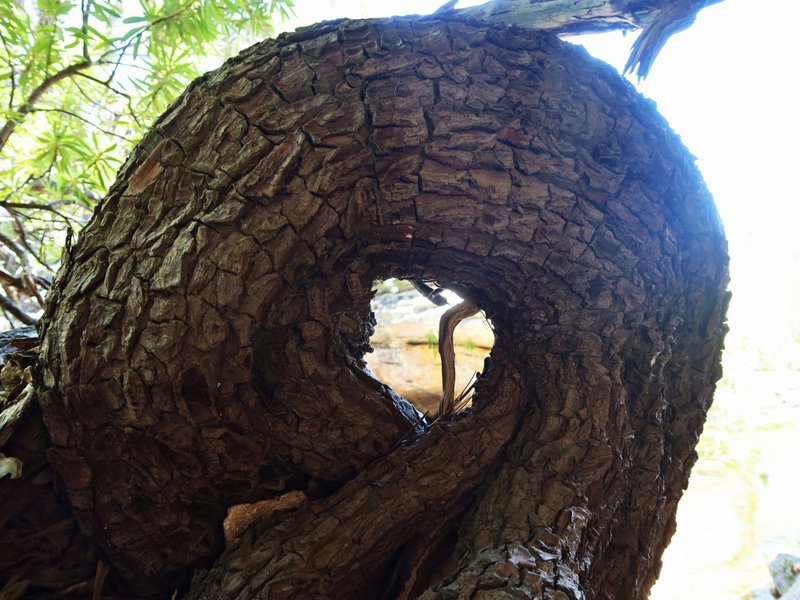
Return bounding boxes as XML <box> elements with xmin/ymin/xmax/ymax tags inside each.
<box><xmin>0</xmin><ymin>0</ymin><xmax>291</xmax><ymax>326</ymax></box>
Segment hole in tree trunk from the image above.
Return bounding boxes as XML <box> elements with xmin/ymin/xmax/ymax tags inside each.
<box><xmin>365</xmin><ymin>278</ymin><xmax>495</xmax><ymax>418</ymax></box>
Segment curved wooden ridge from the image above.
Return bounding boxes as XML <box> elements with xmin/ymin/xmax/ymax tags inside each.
<box><xmin>32</xmin><ymin>14</ymin><xmax>728</xmax><ymax>598</ymax></box>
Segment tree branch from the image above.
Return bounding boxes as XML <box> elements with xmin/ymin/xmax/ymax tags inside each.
<box><xmin>457</xmin><ymin>0</ymin><xmax>724</xmax><ymax>76</ymax></box>
<box><xmin>0</xmin><ymin>30</ymin><xmax>16</xmax><ymax>110</ymax></box>
<box><xmin>0</xmin><ymin>60</ymin><xmax>93</xmax><ymax>155</ymax></box>
<box><xmin>74</xmin><ymin>70</ymin><xmax>132</xmax><ymax>100</ymax></box>
<box><xmin>1</xmin><ymin>198</ymin><xmax>82</xmax><ymax>222</ymax></box>
<box><xmin>0</xmin><ymin>1</ymin><xmax>198</xmax><ymax>157</ymax></box>
<box><xmin>0</xmin><ymin>267</ymin><xmax>25</xmax><ymax>290</ymax></box>
<box><xmin>0</xmin><ymin>290</ymin><xmax>36</xmax><ymax>325</ymax></box>
<box><xmin>0</xmin><ymin>231</ymin><xmax>31</xmax><ymax>270</ymax></box>
<box><xmin>0</xmin><ymin>263</ymin><xmax>49</xmax><ymax>298</ymax></box>
<box><xmin>81</xmin><ymin>0</ymin><xmax>90</xmax><ymax>62</ymax></box>
<box><xmin>10</xmin><ymin>213</ymin><xmax>58</xmax><ymax>274</ymax></box>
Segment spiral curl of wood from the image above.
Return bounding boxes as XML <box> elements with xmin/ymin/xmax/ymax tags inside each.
<box><xmin>35</xmin><ymin>15</ymin><xmax>728</xmax><ymax>598</ymax></box>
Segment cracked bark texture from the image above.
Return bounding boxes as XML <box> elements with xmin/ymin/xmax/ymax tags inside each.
<box><xmin>36</xmin><ymin>14</ymin><xmax>728</xmax><ymax>599</ymax></box>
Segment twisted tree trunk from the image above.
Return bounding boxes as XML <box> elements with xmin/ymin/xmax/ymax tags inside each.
<box><xmin>3</xmin><ymin>12</ymin><xmax>728</xmax><ymax>599</ymax></box>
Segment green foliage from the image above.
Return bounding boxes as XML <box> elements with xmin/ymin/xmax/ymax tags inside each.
<box><xmin>426</xmin><ymin>331</ymin><xmax>438</xmax><ymax>348</ymax></box>
<box><xmin>0</xmin><ymin>0</ymin><xmax>292</xmax><ymax>326</ymax></box>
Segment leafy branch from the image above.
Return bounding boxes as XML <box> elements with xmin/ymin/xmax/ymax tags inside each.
<box><xmin>0</xmin><ymin>59</ymin><xmax>92</xmax><ymax>154</ymax></box>
<box><xmin>0</xmin><ymin>0</ymin><xmax>292</xmax><ymax>327</ymax></box>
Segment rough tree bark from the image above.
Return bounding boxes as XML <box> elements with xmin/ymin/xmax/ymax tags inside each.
<box><xmin>457</xmin><ymin>0</ymin><xmax>721</xmax><ymax>35</ymax></box>
<box><xmin>1</xmin><ymin>10</ymin><xmax>728</xmax><ymax>600</ymax></box>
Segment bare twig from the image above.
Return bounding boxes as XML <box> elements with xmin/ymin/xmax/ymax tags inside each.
<box><xmin>0</xmin><ymin>231</ymin><xmax>30</xmax><ymax>270</ymax></box>
<box><xmin>10</xmin><ymin>212</ymin><xmax>57</xmax><ymax>273</ymax></box>
<box><xmin>30</xmin><ymin>107</ymin><xmax>134</xmax><ymax>142</ymax></box>
<box><xmin>81</xmin><ymin>0</ymin><xmax>90</xmax><ymax>62</ymax></box>
<box><xmin>74</xmin><ymin>70</ymin><xmax>133</xmax><ymax>101</ymax></box>
<box><xmin>92</xmin><ymin>559</ymin><xmax>110</xmax><ymax>600</ymax></box>
<box><xmin>0</xmin><ymin>30</ymin><xmax>16</xmax><ymax>110</ymax></box>
<box><xmin>0</xmin><ymin>291</ymin><xmax>36</xmax><ymax>325</ymax></box>
<box><xmin>0</xmin><ymin>267</ymin><xmax>25</xmax><ymax>290</ymax></box>
<box><xmin>1</xmin><ymin>199</ymin><xmax>77</xmax><ymax>223</ymax></box>
<box><xmin>452</xmin><ymin>371</ymin><xmax>479</xmax><ymax>413</ymax></box>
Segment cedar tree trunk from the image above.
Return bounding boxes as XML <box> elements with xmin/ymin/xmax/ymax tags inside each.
<box><xmin>8</xmin><ymin>12</ymin><xmax>729</xmax><ymax>600</ymax></box>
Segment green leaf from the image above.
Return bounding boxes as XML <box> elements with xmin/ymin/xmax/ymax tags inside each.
<box><xmin>85</xmin><ymin>23</ymin><xmax>112</xmax><ymax>44</ymax></box>
<box><xmin>0</xmin><ymin>0</ymin><xmax>288</xmax><ymax>314</ymax></box>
